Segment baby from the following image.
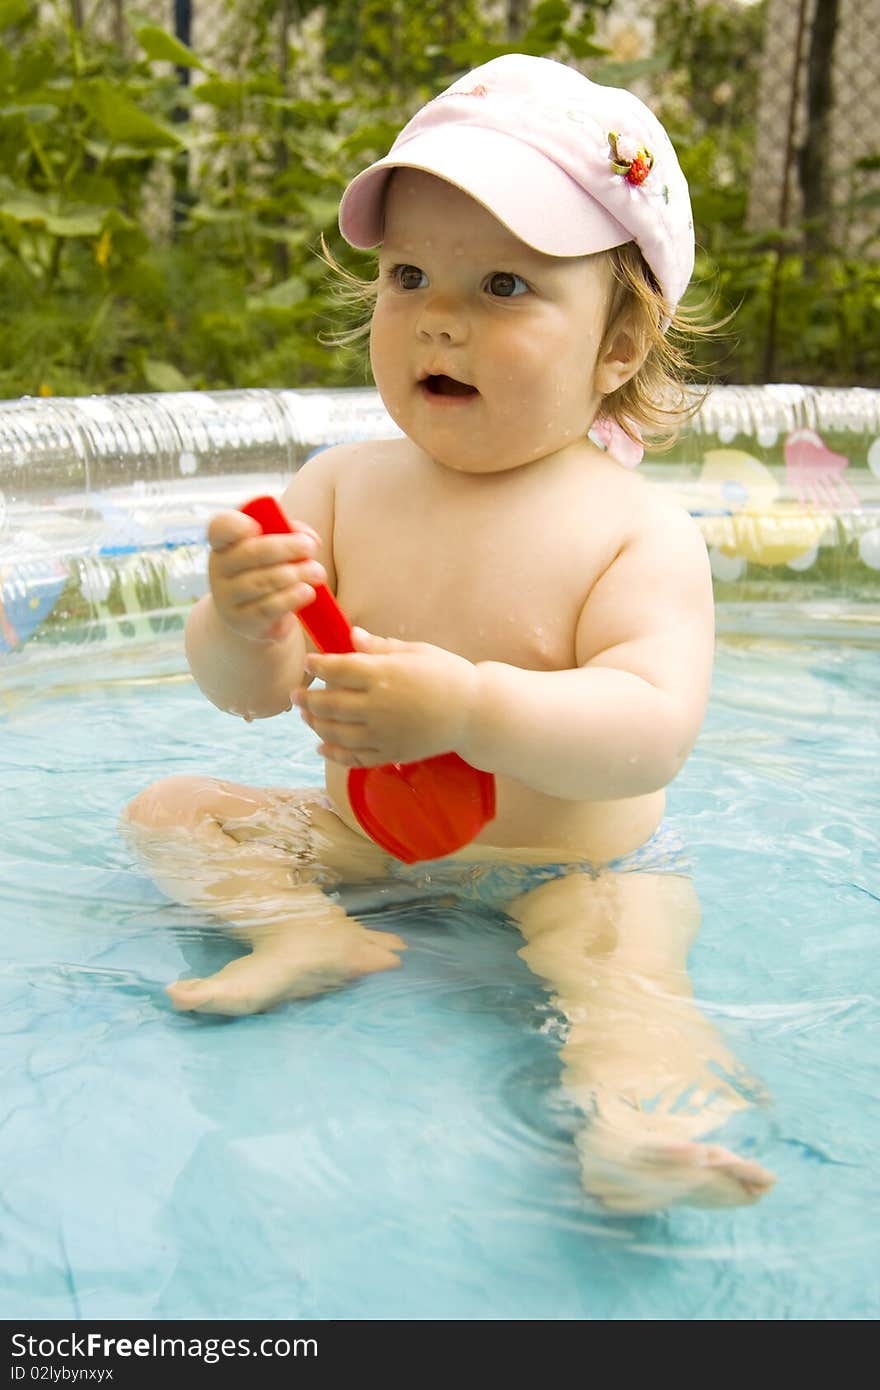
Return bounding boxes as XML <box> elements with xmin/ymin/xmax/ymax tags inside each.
<box><xmin>125</xmin><ymin>55</ymin><xmax>775</xmax><ymax>1213</ymax></box>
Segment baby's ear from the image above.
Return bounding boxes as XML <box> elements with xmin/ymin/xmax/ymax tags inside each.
<box><xmin>594</xmin><ymin>315</ymin><xmax>648</xmax><ymax>395</ymax></box>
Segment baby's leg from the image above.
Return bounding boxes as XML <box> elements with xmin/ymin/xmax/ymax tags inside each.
<box><xmin>122</xmin><ymin>775</ymin><xmax>403</xmax><ymax>1015</ymax></box>
<box><xmin>508</xmin><ymin>870</ymin><xmax>776</xmax><ymax>1214</ymax></box>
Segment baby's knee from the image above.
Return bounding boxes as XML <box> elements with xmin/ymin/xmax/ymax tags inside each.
<box><xmin>123</xmin><ymin>774</ymin><xmax>218</xmax><ymax>832</ymax></box>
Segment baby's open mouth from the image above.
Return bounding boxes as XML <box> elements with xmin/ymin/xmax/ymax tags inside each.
<box><xmin>422</xmin><ymin>374</ymin><xmax>479</xmax><ymax>398</ymax></box>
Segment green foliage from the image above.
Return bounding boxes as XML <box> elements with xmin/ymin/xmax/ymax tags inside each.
<box><xmin>705</xmin><ymin>250</ymin><xmax>880</xmax><ymax>386</ymax></box>
<box><xmin>654</xmin><ymin>0</ymin><xmax>878</xmax><ymax>385</ymax></box>
<box><xmin>0</xmin><ymin>0</ymin><xmax>875</xmax><ymax>399</ymax></box>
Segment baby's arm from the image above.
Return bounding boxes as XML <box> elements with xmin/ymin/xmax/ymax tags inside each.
<box><xmin>185</xmin><ymin>452</ymin><xmax>338</xmax><ymax>720</ymax></box>
<box><xmin>459</xmin><ymin>503</ymin><xmax>714</xmax><ymax>799</ymax></box>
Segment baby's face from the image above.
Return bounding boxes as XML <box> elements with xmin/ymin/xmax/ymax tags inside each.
<box><xmin>370</xmin><ymin>170</ymin><xmax>614</xmax><ymax>475</ymax></box>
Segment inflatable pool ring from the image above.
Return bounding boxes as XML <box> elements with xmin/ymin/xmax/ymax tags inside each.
<box><xmin>696</xmin><ymin>449</ymin><xmax>830</xmax><ymax>567</ymax></box>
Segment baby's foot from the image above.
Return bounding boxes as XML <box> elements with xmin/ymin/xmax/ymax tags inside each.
<box><xmin>567</xmin><ymin>1072</ymin><xmax>777</xmax><ymax>1215</ymax></box>
<box><xmin>166</xmin><ymin>926</ymin><xmax>405</xmax><ymax>1016</ymax></box>
<box><xmin>576</xmin><ymin>1114</ymin><xmax>776</xmax><ymax>1214</ymax></box>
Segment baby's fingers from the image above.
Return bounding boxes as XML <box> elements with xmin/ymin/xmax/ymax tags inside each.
<box><xmin>303</xmin><ymin>652</ymin><xmax>374</xmax><ymax>687</ymax></box>
<box><xmin>208</xmin><ymin>513</ymin><xmax>320</xmax><ymax>573</ymax></box>
<box><xmin>229</xmin><ymin>559</ymin><xmax>326</xmax><ymax>607</ymax></box>
<box><xmin>207</xmin><ymin>510</ymin><xmax>262</xmax><ymax>552</ymax></box>
<box><xmin>316</xmin><ymin>741</ymin><xmax>385</xmax><ymax>769</ymax></box>
<box><xmin>209</xmin><ymin>509</ymin><xmax>320</xmax><ymax>551</ymax></box>
<box><xmin>296</xmin><ymin>684</ymin><xmax>366</xmax><ymax>721</ymax></box>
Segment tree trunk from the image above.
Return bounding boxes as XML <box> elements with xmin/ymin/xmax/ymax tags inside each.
<box><xmin>797</xmin><ymin>0</ymin><xmax>840</xmax><ymax>256</ymax></box>
<box><xmin>275</xmin><ymin>0</ymin><xmax>293</xmax><ymax>279</ymax></box>
<box><xmin>507</xmin><ymin>0</ymin><xmax>530</xmax><ymax>41</ymax></box>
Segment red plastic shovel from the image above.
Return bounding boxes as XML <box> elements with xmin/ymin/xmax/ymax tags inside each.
<box><xmin>240</xmin><ymin>496</ymin><xmax>496</xmax><ymax>863</ymax></box>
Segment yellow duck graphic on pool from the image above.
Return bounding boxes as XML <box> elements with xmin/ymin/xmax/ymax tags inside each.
<box><xmin>692</xmin><ymin>445</ymin><xmax>835</xmax><ymax>568</ymax></box>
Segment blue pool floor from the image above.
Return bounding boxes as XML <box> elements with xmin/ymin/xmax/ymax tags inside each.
<box><xmin>0</xmin><ymin>638</ymin><xmax>878</xmax><ymax>1319</ymax></box>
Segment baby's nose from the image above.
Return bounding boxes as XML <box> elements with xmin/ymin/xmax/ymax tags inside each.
<box><xmin>416</xmin><ymin>294</ymin><xmax>469</xmax><ymax>344</ymax></box>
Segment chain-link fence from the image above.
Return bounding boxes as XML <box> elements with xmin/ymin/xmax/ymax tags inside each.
<box><xmin>749</xmin><ymin>0</ymin><xmax>879</xmax><ymax>257</ymax></box>
<box><xmin>87</xmin><ymin>0</ymin><xmax>877</xmax><ymax>259</ymax></box>
<box><xmin>16</xmin><ymin>1</ymin><xmax>876</xmax><ymax>393</ymax></box>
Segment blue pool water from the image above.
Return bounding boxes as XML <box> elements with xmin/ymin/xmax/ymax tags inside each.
<box><xmin>0</xmin><ymin>636</ymin><xmax>877</xmax><ymax>1320</ymax></box>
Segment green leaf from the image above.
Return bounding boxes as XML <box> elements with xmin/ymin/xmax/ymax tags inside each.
<box><xmin>84</xmin><ymin>139</ymin><xmax>168</xmax><ymax>164</ymax></box>
<box><xmin>0</xmin><ymin>0</ymin><xmax>32</xmax><ymax>31</ymax></box>
<box><xmin>0</xmin><ymin>190</ymin><xmax>46</xmax><ymax>220</ymax></box>
<box><xmin>337</xmin><ymin>120</ymin><xmax>403</xmax><ymax>161</ymax></box>
<box><xmin>186</xmin><ymin>205</ymin><xmax>247</xmax><ymax>226</ymax></box>
<box><xmin>0</xmin><ymin>190</ymin><xmax>106</xmax><ymax>237</ymax></box>
<box><xmin>101</xmin><ymin>206</ymin><xmax>139</xmax><ymax>233</ymax></box>
<box><xmin>44</xmin><ymin>208</ymin><xmax>106</xmax><ymax>237</ymax></box>
<box><xmin>190</xmin><ymin>77</ymin><xmax>248</xmax><ymax>110</ymax></box>
<box><xmin>524</xmin><ymin>0</ymin><xmax>569</xmax><ymax>43</ymax></box>
<box><xmin>265</xmin><ymin>97</ymin><xmax>343</xmax><ymax>124</ymax></box>
<box><xmin>442</xmin><ymin>39</ymin><xmax>525</xmax><ymax>69</ymax></box>
<box><xmin>142</xmin><ymin>359</ymin><xmax>192</xmax><ymax>391</ymax></box>
<box><xmin>530</xmin><ymin>0</ymin><xmax>569</xmax><ymax>23</ymax></box>
<box><xmin>78</xmin><ymin>79</ymin><xmax>182</xmax><ymax>149</ymax></box>
<box><xmin>565</xmin><ymin>35</ymin><xmax>607</xmax><ymax>61</ymax></box>
<box><xmin>136</xmin><ymin>24</ymin><xmax>207</xmax><ymax>72</ymax></box>
<box><xmin>586</xmin><ymin>55</ymin><xmax>673</xmax><ymax>86</ymax></box>
<box><xmin>0</xmin><ymin>103</ymin><xmax>56</xmax><ymax>124</ymax></box>
<box><xmin>296</xmin><ymin>194</ymin><xmax>342</xmax><ymax>228</ymax></box>
<box><xmin>246</xmin><ymin>276</ymin><xmax>308</xmax><ymax>310</ymax></box>
<box><xmin>249</xmin><ymin>222</ymin><xmax>309</xmax><ymax>248</ymax></box>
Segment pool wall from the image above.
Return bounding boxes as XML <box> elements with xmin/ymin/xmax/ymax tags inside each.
<box><xmin>1</xmin><ymin>384</ymin><xmax>878</xmax><ymax>676</ymax></box>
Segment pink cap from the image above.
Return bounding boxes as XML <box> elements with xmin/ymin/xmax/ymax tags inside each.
<box><xmin>339</xmin><ymin>54</ymin><xmax>694</xmax><ymax>315</ymax></box>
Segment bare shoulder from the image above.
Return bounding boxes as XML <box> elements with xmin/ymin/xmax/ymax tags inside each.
<box><xmin>576</xmin><ymin>455</ymin><xmax>707</xmax><ymax>576</ymax></box>
<box><xmin>629</xmin><ymin>476</ymin><xmax>712</xmax><ymax>575</ymax></box>
<box><xmin>278</xmin><ymin>435</ymin><xmax>401</xmax><ymax>512</ymax></box>
<box><xmin>333</xmin><ymin>435</ymin><xmax>419</xmax><ymax>474</ymax></box>
<box><xmin>295</xmin><ymin>437</ymin><xmax>414</xmax><ymax>495</ymax></box>
<box><xmin>328</xmin><ymin>436</ymin><xmax>426</xmax><ymax>518</ymax></box>
<box><xmin>575</xmin><ymin>468</ymin><xmax>714</xmax><ymax>697</ymax></box>
<box><xmin>281</xmin><ymin>439</ymin><xmax>376</xmax><ymax>494</ymax></box>
<box><xmin>278</xmin><ymin>438</ymin><xmax>412</xmax><ymax>583</ymax></box>
<box><xmin>276</xmin><ymin>444</ymin><xmax>357</xmax><ymax>584</ymax></box>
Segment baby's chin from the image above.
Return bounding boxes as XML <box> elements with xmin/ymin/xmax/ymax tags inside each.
<box><xmin>407</xmin><ymin>422</ymin><xmax>537</xmax><ymax>474</ymax></box>
<box><xmin>428</xmin><ymin>449</ymin><xmax>530</xmax><ymax>476</ymax></box>
<box><xmin>429</xmin><ymin>437</ymin><xmax>586</xmax><ymax>476</ymax></box>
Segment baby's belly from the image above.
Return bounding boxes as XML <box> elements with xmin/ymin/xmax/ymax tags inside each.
<box><xmin>325</xmin><ymin>763</ymin><xmax>665</xmax><ymax>864</ymax></box>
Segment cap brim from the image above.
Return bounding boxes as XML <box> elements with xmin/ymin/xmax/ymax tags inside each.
<box><xmin>339</xmin><ymin>125</ymin><xmax>631</xmax><ymax>259</ymax></box>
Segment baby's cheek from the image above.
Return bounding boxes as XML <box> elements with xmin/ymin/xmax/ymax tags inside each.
<box><xmin>369</xmin><ymin>314</ymin><xmax>399</xmax><ymax>379</ymax></box>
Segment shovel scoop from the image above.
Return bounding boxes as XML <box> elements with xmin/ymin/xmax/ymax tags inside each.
<box><xmin>240</xmin><ymin>496</ymin><xmax>496</xmax><ymax>863</ymax></box>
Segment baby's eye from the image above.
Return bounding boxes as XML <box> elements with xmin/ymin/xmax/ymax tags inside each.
<box><xmin>391</xmin><ymin>264</ymin><xmax>428</xmax><ymax>290</ymax></box>
<box><xmin>485</xmin><ymin>271</ymin><xmax>529</xmax><ymax>298</ymax></box>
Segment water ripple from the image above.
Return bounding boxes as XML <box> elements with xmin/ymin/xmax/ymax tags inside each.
<box><xmin>0</xmin><ymin>637</ymin><xmax>878</xmax><ymax>1316</ymax></box>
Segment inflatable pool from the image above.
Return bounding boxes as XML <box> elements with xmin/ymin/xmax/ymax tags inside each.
<box><xmin>0</xmin><ymin>386</ymin><xmax>873</xmax><ymax>678</ymax></box>
<box><xmin>2</xmin><ymin>384</ymin><xmax>878</xmax><ymax>1320</ymax></box>
<box><xmin>1</xmin><ymin>384</ymin><xmax>878</xmax><ymax>676</ymax></box>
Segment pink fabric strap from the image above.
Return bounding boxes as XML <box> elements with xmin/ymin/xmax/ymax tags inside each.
<box><xmin>589</xmin><ymin>414</ymin><xmax>644</xmax><ymax>468</ymax></box>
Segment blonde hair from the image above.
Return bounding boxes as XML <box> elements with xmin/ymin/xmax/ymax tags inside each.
<box><xmin>600</xmin><ymin>242</ymin><xmax>721</xmax><ymax>452</ymax></box>
<box><xmin>318</xmin><ymin>234</ymin><xmax>718</xmax><ymax>453</ymax></box>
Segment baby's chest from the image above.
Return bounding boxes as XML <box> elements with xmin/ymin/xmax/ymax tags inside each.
<box><xmin>336</xmin><ymin>501</ymin><xmax>611</xmax><ymax>669</ymax></box>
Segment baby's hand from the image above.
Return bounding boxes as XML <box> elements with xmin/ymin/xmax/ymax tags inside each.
<box><xmin>207</xmin><ymin>510</ymin><xmax>327</xmax><ymax>643</ymax></box>
<box><xmin>296</xmin><ymin>629</ymin><xmax>478</xmax><ymax>767</ymax></box>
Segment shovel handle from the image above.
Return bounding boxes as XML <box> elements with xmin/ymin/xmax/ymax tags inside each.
<box><xmin>240</xmin><ymin>495</ymin><xmax>356</xmax><ymax>655</ymax></box>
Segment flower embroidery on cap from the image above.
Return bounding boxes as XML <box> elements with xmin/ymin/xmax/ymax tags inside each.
<box><xmin>608</xmin><ymin>131</ymin><xmax>654</xmax><ymax>186</ymax></box>
<box><xmin>434</xmin><ymin>83</ymin><xmax>489</xmax><ymax>105</ymax></box>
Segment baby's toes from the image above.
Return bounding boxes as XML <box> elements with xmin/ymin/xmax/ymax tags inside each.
<box><xmin>362</xmin><ymin>927</ymin><xmax>407</xmax><ymax>953</ymax></box>
<box><xmin>166</xmin><ymin>976</ymin><xmax>206</xmax><ymax>1001</ymax></box>
<box><xmin>354</xmin><ymin>940</ymin><xmax>405</xmax><ymax>976</ymax></box>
